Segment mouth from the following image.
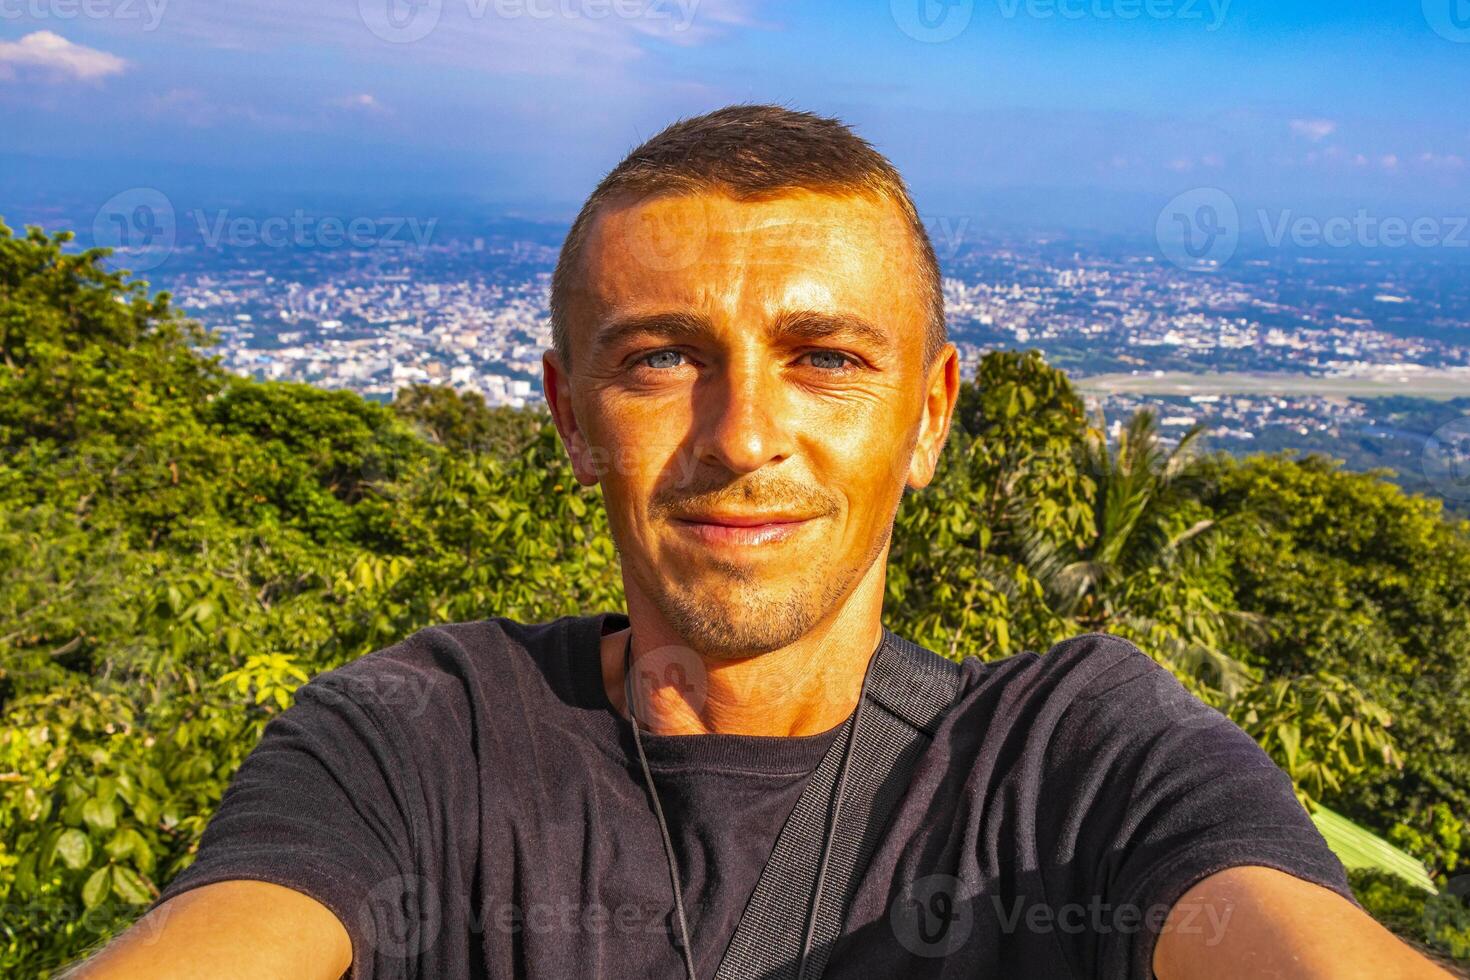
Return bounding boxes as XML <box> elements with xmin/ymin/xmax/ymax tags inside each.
<box><xmin>669</xmin><ymin>513</ymin><xmax>820</xmax><ymax>548</ymax></box>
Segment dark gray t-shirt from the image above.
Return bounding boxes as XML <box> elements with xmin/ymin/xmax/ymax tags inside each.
<box><xmin>155</xmin><ymin>612</ymin><xmax>1357</xmax><ymax>979</ymax></box>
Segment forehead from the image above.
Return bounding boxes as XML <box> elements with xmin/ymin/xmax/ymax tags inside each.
<box><xmin>571</xmin><ymin>189</ymin><xmax>926</xmax><ymax>344</ymax></box>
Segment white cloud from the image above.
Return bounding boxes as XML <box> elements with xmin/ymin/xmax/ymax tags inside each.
<box><xmin>118</xmin><ymin>0</ymin><xmax>772</xmax><ymax>77</ymax></box>
<box><xmin>0</xmin><ymin>30</ymin><xmax>129</xmax><ymax>81</ymax></box>
<box><xmin>1289</xmin><ymin>118</ymin><xmax>1337</xmax><ymax>142</ymax></box>
<box><xmin>141</xmin><ymin>86</ymin><xmax>309</xmax><ymax>129</ymax></box>
<box><xmin>1418</xmin><ymin>151</ymin><xmax>1466</xmax><ymax>171</ymax></box>
<box><xmin>329</xmin><ymin>93</ymin><xmax>390</xmax><ymax>113</ymax></box>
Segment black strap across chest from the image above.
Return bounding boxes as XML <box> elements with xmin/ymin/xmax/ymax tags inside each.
<box><xmin>713</xmin><ymin>629</ymin><xmax>965</xmax><ymax>980</ymax></box>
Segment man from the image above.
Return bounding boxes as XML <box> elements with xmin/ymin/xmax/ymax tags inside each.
<box><xmin>72</xmin><ymin>105</ymin><xmax>1450</xmax><ymax>980</ymax></box>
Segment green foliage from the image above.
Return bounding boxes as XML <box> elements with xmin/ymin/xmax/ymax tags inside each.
<box><xmin>393</xmin><ymin>382</ymin><xmax>546</xmax><ymax>457</ymax></box>
<box><xmin>1</xmin><ymin>220</ymin><xmax>1467</xmax><ymax>972</ymax></box>
<box><xmin>1350</xmin><ymin>870</ymin><xmax>1470</xmax><ymax>964</ymax></box>
<box><xmin>1233</xmin><ymin>673</ymin><xmax>1401</xmax><ymax>805</ymax></box>
<box><xmin>1210</xmin><ymin>453</ymin><xmax>1470</xmax><ymax>880</ymax></box>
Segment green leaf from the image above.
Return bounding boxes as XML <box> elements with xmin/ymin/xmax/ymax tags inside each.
<box><xmin>82</xmin><ymin>866</ymin><xmax>112</xmax><ymax>910</ymax></box>
<box><xmin>83</xmin><ymin>796</ymin><xmax>118</xmax><ymax>832</ymax></box>
<box><xmin>106</xmin><ymin>827</ymin><xmax>149</xmax><ymax>863</ymax></box>
<box><xmin>55</xmin><ymin>829</ymin><xmax>93</xmax><ymax>871</ymax></box>
<box><xmin>111</xmin><ymin>865</ymin><xmax>154</xmax><ymax>905</ymax></box>
<box><xmin>1277</xmin><ymin>723</ymin><xmax>1302</xmax><ymax>773</ymax></box>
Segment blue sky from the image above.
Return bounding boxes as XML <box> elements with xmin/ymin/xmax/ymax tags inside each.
<box><xmin>2</xmin><ymin>0</ymin><xmax>1468</xmax><ymax>230</ymax></box>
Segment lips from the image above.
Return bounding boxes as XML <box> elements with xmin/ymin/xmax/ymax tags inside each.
<box><xmin>670</xmin><ymin>513</ymin><xmax>817</xmax><ymax>547</ymax></box>
<box><xmin>676</xmin><ymin>513</ymin><xmax>813</xmax><ymax>527</ymax></box>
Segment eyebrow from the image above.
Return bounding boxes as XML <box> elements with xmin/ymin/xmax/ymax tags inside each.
<box><xmin>589</xmin><ymin>309</ymin><xmax>895</xmax><ymax>359</ymax></box>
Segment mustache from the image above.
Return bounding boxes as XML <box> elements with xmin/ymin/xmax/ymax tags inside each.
<box><xmin>648</xmin><ymin>477</ymin><xmax>839</xmax><ymax>520</ymax></box>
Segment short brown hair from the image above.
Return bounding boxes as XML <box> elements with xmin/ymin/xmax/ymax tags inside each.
<box><xmin>548</xmin><ymin>104</ymin><xmax>946</xmax><ymax>371</ymax></box>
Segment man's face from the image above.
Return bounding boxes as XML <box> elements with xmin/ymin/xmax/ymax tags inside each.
<box><xmin>545</xmin><ymin>189</ymin><xmax>957</xmax><ymax>658</ymax></box>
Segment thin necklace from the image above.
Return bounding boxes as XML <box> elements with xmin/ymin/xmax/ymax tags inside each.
<box><xmin>623</xmin><ymin>631</ymin><xmax>699</xmax><ymax>980</ymax></box>
<box><xmin>621</xmin><ymin>630</ymin><xmax>871</xmax><ymax>980</ymax></box>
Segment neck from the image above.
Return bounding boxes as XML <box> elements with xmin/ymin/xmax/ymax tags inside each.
<box><xmin>602</xmin><ymin>571</ymin><xmax>888</xmax><ymax>738</ymax></box>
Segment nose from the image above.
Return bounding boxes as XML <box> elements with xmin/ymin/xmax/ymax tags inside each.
<box><xmin>689</xmin><ymin>354</ymin><xmax>796</xmax><ymax>475</ymax></box>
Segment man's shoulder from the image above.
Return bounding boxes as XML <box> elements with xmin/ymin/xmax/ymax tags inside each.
<box><xmin>952</xmin><ymin>630</ymin><xmax>1226</xmax><ymax>742</ymax></box>
<box><xmin>294</xmin><ymin>612</ymin><xmax>602</xmax><ymax>722</ymax></box>
<box><xmin>964</xmin><ymin>630</ymin><xmax>1161</xmax><ymax>701</ymax></box>
<box><xmin>327</xmin><ymin>612</ymin><xmax>588</xmax><ymax>671</ymax></box>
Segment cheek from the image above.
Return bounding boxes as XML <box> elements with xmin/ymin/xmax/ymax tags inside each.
<box><xmin>812</xmin><ymin>403</ymin><xmax>914</xmax><ymax>500</ymax></box>
<box><xmin>583</xmin><ymin>397</ymin><xmax>688</xmax><ymax>493</ymax></box>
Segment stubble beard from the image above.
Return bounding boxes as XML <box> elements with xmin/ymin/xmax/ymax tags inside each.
<box><xmin>638</xmin><ymin>514</ymin><xmax>897</xmax><ymax>661</ymax></box>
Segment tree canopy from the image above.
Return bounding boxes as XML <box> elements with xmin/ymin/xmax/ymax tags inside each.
<box><xmin>2</xmin><ymin>222</ymin><xmax>1468</xmax><ymax>974</ymax></box>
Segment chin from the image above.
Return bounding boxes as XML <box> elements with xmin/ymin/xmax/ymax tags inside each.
<box><xmin>651</xmin><ymin>574</ymin><xmax>851</xmax><ymax>661</ymax></box>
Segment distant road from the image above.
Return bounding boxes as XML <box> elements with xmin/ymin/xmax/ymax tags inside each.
<box><xmin>1077</xmin><ymin>370</ymin><xmax>1470</xmax><ymax>401</ymax></box>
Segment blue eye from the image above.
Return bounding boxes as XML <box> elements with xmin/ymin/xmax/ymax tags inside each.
<box><xmin>642</xmin><ymin>350</ymin><xmax>684</xmax><ymax>369</ymax></box>
<box><xmin>806</xmin><ymin>350</ymin><xmax>852</xmax><ymax>370</ymax></box>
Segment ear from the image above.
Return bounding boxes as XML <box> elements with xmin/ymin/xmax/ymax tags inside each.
<box><xmin>906</xmin><ymin>343</ymin><xmax>960</xmax><ymax>491</ymax></box>
<box><xmin>542</xmin><ymin>349</ymin><xmax>601</xmax><ymax>487</ymax></box>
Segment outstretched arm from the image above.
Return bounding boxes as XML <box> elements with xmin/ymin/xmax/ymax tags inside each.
<box><xmin>1154</xmin><ymin>865</ymin><xmax>1454</xmax><ymax>980</ymax></box>
<box><xmin>60</xmin><ymin>879</ymin><xmax>352</xmax><ymax>980</ymax></box>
